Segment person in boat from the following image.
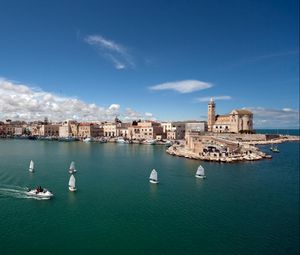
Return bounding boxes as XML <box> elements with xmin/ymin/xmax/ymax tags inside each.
<box><xmin>36</xmin><ymin>186</ymin><xmax>43</xmax><ymax>193</ymax></box>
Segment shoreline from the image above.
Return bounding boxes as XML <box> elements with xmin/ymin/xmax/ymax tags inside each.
<box><xmin>166</xmin><ymin>134</ymin><xmax>299</xmax><ymax>163</ymax></box>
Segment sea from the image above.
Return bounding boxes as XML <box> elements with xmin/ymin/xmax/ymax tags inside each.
<box><xmin>255</xmin><ymin>129</ymin><xmax>299</xmax><ymax>136</ymax></box>
<box><xmin>0</xmin><ymin>137</ymin><xmax>299</xmax><ymax>255</ymax></box>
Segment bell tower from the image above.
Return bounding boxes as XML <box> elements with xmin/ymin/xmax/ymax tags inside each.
<box><xmin>207</xmin><ymin>98</ymin><xmax>215</xmax><ymax>132</ymax></box>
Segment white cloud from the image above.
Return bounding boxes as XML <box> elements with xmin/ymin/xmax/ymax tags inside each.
<box><xmin>145</xmin><ymin>112</ymin><xmax>153</xmax><ymax>117</ymax></box>
<box><xmin>149</xmin><ymin>80</ymin><xmax>213</xmax><ymax>93</ymax></box>
<box><xmin>84</xmin><ymin>34</ymin><xmax>134</xmax><ymax>70</ymax></box>
<box><xmin>246</xmin><ymin>107</ymin><xmax>300</xmax><ymax>128</ymax></box>
<box><xmin>0</xmin><ymin>79</ymin><xmax>152</xmax><ymax>122</ymax></box>
<box><xmin>282</xmin><ymin>108</ymin><xmax>293</xmax><ymax>112</ymax></box>
<box><xmin>196</xmin><ymin>95</ymin><xmax>232</xmax><ymax>102</ymax></box>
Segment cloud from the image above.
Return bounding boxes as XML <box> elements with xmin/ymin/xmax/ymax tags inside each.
<box><xmin>123</xmin><ymin>108</ymin><xmax>141</xmax><ymax>120</ymax></box>
<box><xmin>0</xmin><ymin>79</ymin><xmax>152</xmax><ymax>122</ymax></box>
<box><xmin>145</xmin><ymin>112</ymin><xmax>153</xmax><ymax>117</ymax></box>
<box><xmin>245</xmin><ymin>107</ymin><xmax>300</xmax><ymax>128</ymax></box>
<box><xmin>196</xmin><ymin>95</ymin><xmax>232</xmax><ymax>102</ymax></box>
<box><xmin>84</xmin><ymin>34</ymin><xmax>134</xmax><ymax>70</ymax></box>
<box><xmin>149</xmin><ymin>80</ymin><xmax>213</xmax><ymax>93</ymax></box>
<box><xmin>247</xmin><ymin>50</ymin><xmax>299</xmax><ymax>63</ymax></box>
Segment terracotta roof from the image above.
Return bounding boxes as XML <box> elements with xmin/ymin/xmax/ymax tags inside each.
<box><xmin>232</xmin><ymin>109</ymin><xmax>253</xmax><ymax>115</ymax></box>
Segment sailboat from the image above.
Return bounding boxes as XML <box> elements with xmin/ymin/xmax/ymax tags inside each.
<box><xmin>195</xmin><ymin>165</ymin><xmax>206</xmax><ymax>179</ymax></box>
<box><xmin>69</xmin><ymin>161</ymin><xmax>77</xmax><ymax>173</ymax></box>
<box><xmin>149</xmin><ymin>169</ymin><xmax>159</xmax><ymax>184</ymax></box>
<box><xmin>68</xmin><ymin>174</ymin><xmax>77</xmax><ymax>192</ymax></box>
<box><xmin>29</xmin><ymin>160</ymin><xmax>34</xmax><ymax>172</ymax></box>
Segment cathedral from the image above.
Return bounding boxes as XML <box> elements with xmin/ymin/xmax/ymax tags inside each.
<box><xmin>207</xmin><ymin>98</ymin><xmax>253</xmax><ymax>133</ymax></box>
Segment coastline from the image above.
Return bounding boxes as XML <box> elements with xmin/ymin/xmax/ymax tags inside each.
<box><xmin>166</xmin><ymin>134</ymin><xmax>299</xmax><ymax>163</ymax></box>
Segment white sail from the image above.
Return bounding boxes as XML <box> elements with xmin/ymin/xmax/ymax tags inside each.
<box><xmin>69</xmin><ymin>161</ymin><xmax>75</xmax><ymax>171</ymax></box>
<box><xmin>69</xmin><ymin>175</ymin><xmax>76</xmax><ymax>188</ymax></box>
<box><xmin>149</xmin><ymin>169</ymin><xmax>158</xmax><ymax>181</ymax></box>
<box><xmin>196</xmin><ymin>165</ymin><xmax>205</xmax><ymax>176</ymax></box>
<box><xmin>29</xmin><ymin>160</ymin><xmax>34</xmax><ymax>172</ymax></box>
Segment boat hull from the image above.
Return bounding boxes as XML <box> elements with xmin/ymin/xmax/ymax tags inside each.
<box><xmin>149</xmin><ymin>179</ymin><xmax>159</xmax><ymax>184</ymax></box>
<box><xmin>195</xmin><ymin>174</ymin><xmax>206</xmax><ymax>179</ymax></box>
<box><xmin>69</xmin><ymin>169</ymin><xmax>77</xmax><ymax>174</ymax></box>
<box><xmin>69</xmin><ymin>186</ymin><xmax>77</xmax><ymax>192</ymax></box>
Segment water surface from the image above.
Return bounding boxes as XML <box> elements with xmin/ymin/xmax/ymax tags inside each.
<box><xmin>0</xmin><ymin>139</ymin><xmax>298</xmax><ymax>255</ymax></box>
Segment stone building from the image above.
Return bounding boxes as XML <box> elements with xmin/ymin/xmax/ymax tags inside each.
<box><xmin>128</xmin><ymin>121</ymin><xmax>163</xmax><ymax>140</ymax></box>
<box><xmin>161</xmin><ymin>122</ymin><xmax>186</xmax><ymax>140</ymax></box>
<box><xmin>103</xmin><ymin>122</ymin><xmax>117</xmax><ymax>137</ymax></box>
<box><xmin>78</xmin><ymin>123</ymin><xmax>103</xmax><ymax>138</ymax></box>
<box><xmin>116</xmin><ymin>123</ymin><xmax>130</xmax><ymax>138</ymax></box>
<box><xmin>40</xmin><ymin>124</ymin><xmax>60</xmax><ymax>137</ymax></box>
<box><xmin>207</xmin><ymin>98</ymin><xmax>253</xmax><ymax>133</ymax></box>
<box><xmin>59</xmin><ymin>120</ymin><xmax>78</xmax><ymax>137</ymax></box>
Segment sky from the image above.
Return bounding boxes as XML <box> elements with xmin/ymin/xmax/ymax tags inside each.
<box><xmin>0</xmin><ymin>0</ymin><xmax>299</xmax><ymax>128</ymax></box>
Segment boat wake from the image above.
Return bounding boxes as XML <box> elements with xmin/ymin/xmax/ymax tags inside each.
<box><xmin>0</xmin><ymin>185</ymin><xmax>48</xmax><ymax>200</ymax></box>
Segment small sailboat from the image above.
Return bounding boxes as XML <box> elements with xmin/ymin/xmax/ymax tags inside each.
<box><xmin>149</xmin><ymin>169</ymin><xmax>159</xmax><ymax>184</ymax></box>
<box><xmin>69</xmin><ymin>161</ymin><xmax>77</xmax><ymax>173</ymax></box>
<box><xmin>195</xmin><ymin>165</ymin><xmax>206</xmax><ymax>179</ymax></box>
<box><xmin>68</xmin><ymin>174</ymin><xmax>77</xmax><ymax>192</ymax></box>
<box><xmin>29</xmin><ymin>160</ymin><xmax>34</xmax><ymax>172</ymax></box>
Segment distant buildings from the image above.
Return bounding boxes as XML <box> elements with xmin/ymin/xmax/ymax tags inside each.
<box><xmin>0</xmin><ymin>99</ymin><xmax>254</xmax><ymax>139</ymax></box>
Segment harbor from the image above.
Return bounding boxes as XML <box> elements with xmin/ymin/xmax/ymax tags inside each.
<box><xmin>0</xmin><ymin>139</ymin><xmax>298</xmax><ymax>255</ymax></box>
<box><xmin>167</xmin><ymin>133</ymin><xmax>299</xmax><ymax>162</ymax></box>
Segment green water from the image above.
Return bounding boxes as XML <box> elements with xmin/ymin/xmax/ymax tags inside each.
<box><xmin>0</xmin><ymin>140</ymin><xmax>299</xmax><ymax>255</ymax></box>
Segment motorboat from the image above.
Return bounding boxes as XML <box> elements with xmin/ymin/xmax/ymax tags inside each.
<box><xmin>83</xmin><ymin>137</ymin><xmax>92</xmax><ymax>142</ymax></box>
<box><xmin>26</xmin><ymin>187</ymin><xmax>53</xmax><ymax>199</ymax></box>
<box><xmin>68</xmin><ymin>174</ymin><xmax>77</xmax><ymax>192</ymax></box>
<box><xmin>143</xmin><ymin>139</ymin><xmax>156</xmax><ymax>145</ymax></box>
<box><xmin>195</xmin><ymin>165</ymin><xmax>206</xmax><ymax>179</ymax></box>
<box><xmin>149</xmin><ymin>169</ymin><xmax>159</xmax><ymax>184</ymax></box>
<box><xmin>270</xmin><ymin>145</ymin><xmax>280</xmax><ymax>153</ymax></box>
<box><xmin>69</xmin><ymin>161</ymin><xmax>77</xmax><ymax>173</ymax></box>
<box><xmin>116</xmin><ymin>137</ymin><xmax>126</xmax><ymax>143</ymax></box>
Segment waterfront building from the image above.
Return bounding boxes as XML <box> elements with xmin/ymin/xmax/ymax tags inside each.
<box><xmin>186</xmin><ymin>131</ymin><xmax>238</xmax><ymax>156</ymax></box>
<box><xmin>0</xmin><ymin>124</ymin><xmax>14</xmax><ymax>135</ymax></box>
<box><xmin>161</xmin><ymin>122</ymin><xmax>172</xmax><ymax>133</ymax></box>
<box><xmin>78</xmin><ymin>123</ymin><xmax>103</xmax><ymax>138</ymax></box>
<box><xmin>29</xmin><ymin>124</ymin><xmax>40</xmax><ymax>136</ymax></box>
<box><xmin>59</xmin><ymin>120</ymin><xmax>78</xmax><ymax>137</ymax></box>
<box><xmin>207</xmin><ymin>99</ymin><xmax>215</xmax><ymax>132</ymax></box>
<box><xmin>166</xmin><ymin>122</ymin><xmax>186</xmax><ymax>140</ymax></box>
<box><xmin>116</xmin><ymin>123</ymin><xmax>130</xmax><ymax>138</ymax></box>
<box><xmin>207</xmin><ymin>98</ymin><xmax>253</xmax><ymax>133</ymax></box>
<box><xmin>14</xmin><ymin>127</ymin><xmax>24</xmax><ymax>136</ymax></box>
<box><xmin>184</xmin><ymin>121</ymin><xmax>207</xmax><ymax>140</ymax></box>
<box><xmin>103</xmin><ymin>122</ymin><xmax>117</xmax><ymax>137</ymax></box>
<box><xmin>40</xmin><ymin>124</ymin><xmax>60</xmax><ymax>137</ymax></box>
<box><xmin>128</xmin><ymin>121</ymin><xmax>163</xmax><ymax>140</ymax></box>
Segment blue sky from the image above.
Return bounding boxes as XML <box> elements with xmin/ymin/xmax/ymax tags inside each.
<box><xmin>0</xmin><ymin>0</ymin><xmax>299</xmax><ymax>128</ymax></box>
